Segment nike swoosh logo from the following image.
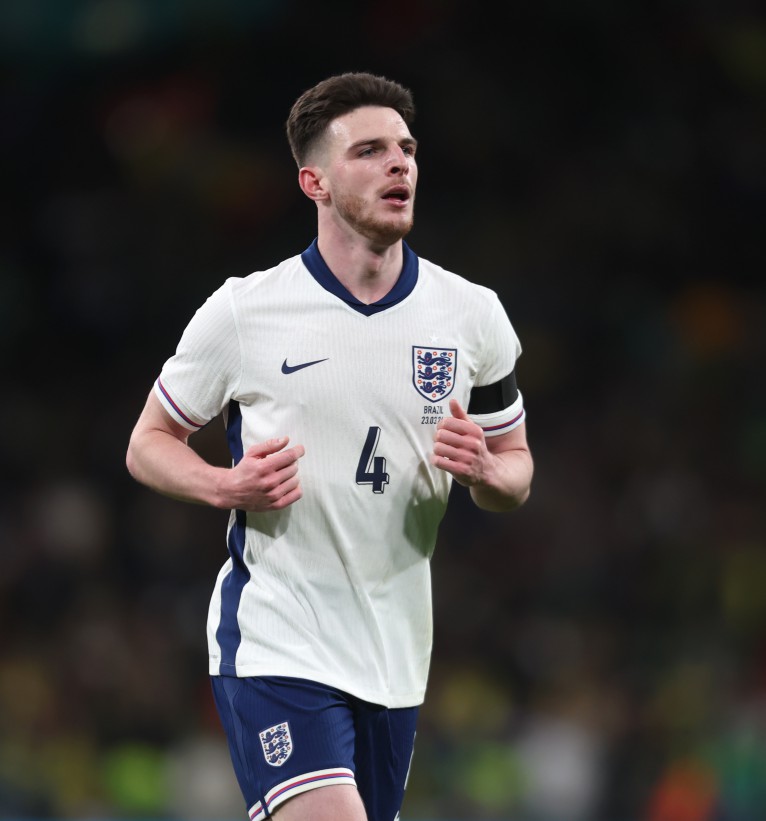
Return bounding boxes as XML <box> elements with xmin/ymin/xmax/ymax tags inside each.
<box><xmin>281</xmin><ymin>357</ymin><xmax>329</xmax><ymax>374</ymax></box>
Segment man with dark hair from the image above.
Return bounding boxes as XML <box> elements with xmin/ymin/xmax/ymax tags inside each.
<box><xmin>127</xmin><ymin>71</ymin><xmax>533</xmax><ymax>821</ymax></box>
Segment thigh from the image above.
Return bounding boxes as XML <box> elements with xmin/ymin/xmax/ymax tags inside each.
<box><xmin>353</xmin><ymin>700</ymin><xmax>419</xmax><ymax>821</ymax></box>
<box><xmin>211</xmin><ymin>675</ymin><xmax>357</xmax><ymax>820</ymax></box>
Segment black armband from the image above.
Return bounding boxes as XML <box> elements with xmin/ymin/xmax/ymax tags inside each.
<box><xmin>467</xmin><ymin>371</ymin><xmax>519</xmax><ymax>414</ymax></box>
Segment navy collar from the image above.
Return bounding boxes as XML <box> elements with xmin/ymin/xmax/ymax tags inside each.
<box><xmin>301</xmin><ymin>238</ymin><xmax>419</xmax><ymax>316</ymax></box>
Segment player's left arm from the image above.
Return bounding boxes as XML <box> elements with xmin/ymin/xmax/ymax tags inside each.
<box><xmin>431</xmin><ymin>399</ymin><xmax>533</xmax><ymax>512</ymax></box>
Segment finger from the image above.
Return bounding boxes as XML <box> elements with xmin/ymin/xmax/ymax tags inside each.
<box><xmin>433</xmin><ymin>441</ymin><xmax>467</xmax><ymax>463</ymax></box>
<box><xmin>245</xmin><ymin>436</ymin><xmax>290</xmax><ymax>459</ymax></box>
<box><xmin>438</xmin><ymin>409</ymin><xmax>474</xmax><ymax>435</ymax></box>
<box><xmin>430</xmin><ymin>451</ymin><xmax>463</xmax><ymax>476</ymax></box>
<box><xmin>242</xmin><ymin>480</ymin><xmax>303</xmax><ymax>512</ymax></box>
<box><xmin>262</xmin><ymin>473</ymin><xmax>302</xmax><ymax>504</ymax></box>
<box><xmin>270</xmin><ymin>485</ymin><xmax>303</xmax><ymax>509</ymax></box>
<box><xmin>247</xmin><ymin>443</ymin><xmax>305</xmax><ymax>471</ymax></box>
<box><xmin>251</xmin><ymin>459</ymin><xmax>298</xmax><ymax>493</ymax></box>
<box><xmin>435</xmin><ymin>427</ymin><xmax>467</xmax><ymax>446</ymax></box>
<box><xmin>264</xmin><ymin>444</ymin><xmax>305</xmax><ymax>471</ymax></box>
<box><xmin>449</xmin><ymin>399</ymin><xmax>470</xmax><ymax>420</ymax></box>
<box><xmin>436</xmin><ymin>416</ymin><xmax>465</xmax><ymax>433</ymax></box>
<box><xmin>435</xmin><ymin>427</ymin><xmax>481</xmax><ymax>457</ymax></box>
<box><xmin>269</xmin><ymin>460</ymin><xmax>301</xmax><ymax>486</ymax></box>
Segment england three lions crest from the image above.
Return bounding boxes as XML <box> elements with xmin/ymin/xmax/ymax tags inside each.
<box><xmin>413</xmin><ymin>346</ymin><xmax>457</xmax><ymax>402</ymax></box>
<box><xmin>259</xmin><ymin>721</ymin><xmax>293</xmax><ymax>767</ymax></box>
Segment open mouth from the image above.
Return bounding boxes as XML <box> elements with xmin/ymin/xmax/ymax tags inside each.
<box><xmin>382</xmin><ymin>186</ymin><xmax>410</xmax><ymax>203</ymax></box>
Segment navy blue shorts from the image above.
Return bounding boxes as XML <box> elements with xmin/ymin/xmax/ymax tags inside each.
<box><xmin>211</xmin><ymin>675</ymin><xmax>419</xmax><ymax>821</ymax></box>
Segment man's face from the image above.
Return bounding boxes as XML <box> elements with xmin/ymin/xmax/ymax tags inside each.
<box><xmin>316</xmin><ymin>105</ymin><xmax>418</xmax><ymax>246</ymax></box>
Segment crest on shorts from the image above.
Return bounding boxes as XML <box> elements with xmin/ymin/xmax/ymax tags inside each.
<box><xmin>259</xmin><ymin>721</ymin><xmax>293</xmax><ymax>767</ymax></box>
<box><xmin>412</xmin><ymin>346</ymin><xmax>457</xmax><ymax>402</ymax></box>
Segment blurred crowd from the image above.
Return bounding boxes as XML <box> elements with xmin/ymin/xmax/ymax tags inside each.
<box><xmin>1</xmin><ymin>1</ymin><xmax>764</xmax><ymax>819</ymax></box>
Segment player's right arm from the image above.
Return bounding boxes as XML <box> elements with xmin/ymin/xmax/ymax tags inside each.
<box><xmin>126</xmin><ymin>390</ymin><xmax>304</xmax><ymax>512</ymax></box>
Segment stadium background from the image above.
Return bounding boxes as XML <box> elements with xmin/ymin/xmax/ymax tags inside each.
<box><xmin>1</xmin><ymin>1</ymin><xmax>764</xmax><ymax>819</ymax></box>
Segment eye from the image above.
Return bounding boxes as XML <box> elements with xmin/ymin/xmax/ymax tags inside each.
<box><xmin>402</xmin><ymin>144</ymin><xmax>416</xmax><ymax>157</ymax></box>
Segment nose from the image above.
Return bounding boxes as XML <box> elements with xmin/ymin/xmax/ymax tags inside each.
<box><xmin>386</xmin><ymin>145</ymin><xmax>410</xmax><ymax>175</ymax></box>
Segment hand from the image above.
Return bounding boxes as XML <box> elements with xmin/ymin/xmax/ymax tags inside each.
<box><xmin>430</xmin><ymin>399</ymin><xmax>491</xmax><ymax>487</ymax></box>
<box><xmin>220</xmin><ymin>436</ymin><xmax>305</xmax><ymax>511</ymax></box>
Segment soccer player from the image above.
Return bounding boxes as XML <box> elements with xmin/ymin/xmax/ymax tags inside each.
<box><xmin>126</xmin><ymin>72</ymin><xmax>534</xmax><ymax>821</ymax></box>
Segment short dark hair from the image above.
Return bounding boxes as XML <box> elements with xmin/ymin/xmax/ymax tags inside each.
<box><xmin>286</xmin><ymin>72</ymin><xmax>416</xmax><ymax>167</ymax></box>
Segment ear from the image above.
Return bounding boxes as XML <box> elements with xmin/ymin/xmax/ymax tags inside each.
<box><xmin>298</xmin><ymin>166</ymin><xmax>329</xmax><ymax>202</ymax></box>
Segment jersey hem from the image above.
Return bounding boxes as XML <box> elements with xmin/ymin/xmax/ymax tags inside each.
<box><xmin>209</xmin><ymin>661</ymin><xmax>426</xmax><ymax>709</ymax></box>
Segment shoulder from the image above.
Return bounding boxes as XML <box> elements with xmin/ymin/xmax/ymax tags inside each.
<box><xmin>227</xmin><ymin>253</ymin><xmax>304</xmax><ymax>298</ymax></box>
<box><xmin>183</xmin><ymin>254</ymin><xmax>302</xmax><ymax>331</ymax></box>
<box><xmin>417</xmin><ymin>255</ymin><xmax>500</xmax><ymax>307</ymax></box>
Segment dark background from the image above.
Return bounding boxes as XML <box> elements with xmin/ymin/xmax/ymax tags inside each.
<box><xmin>1</xmin><ymin>1</ymin><xmax>765</xmax><ymax>819</ymax></box>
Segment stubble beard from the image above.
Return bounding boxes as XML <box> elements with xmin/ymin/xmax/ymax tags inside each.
<box><xmin>335</xmin><ymin>191</ymin><xmax>414</xmax><ymax>247</ymax></box>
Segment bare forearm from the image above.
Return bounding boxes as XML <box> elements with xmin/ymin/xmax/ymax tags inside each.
<box><xmin>469</xmin><ymin>449</ymin><xmax>533</xmax><ymax>513</ymax></box>
<box><xmin>126</xmin><ymin>429</ymin><xmax>227</xmax><ymax>508</ymax></box>
<box><xmin>127</xmin><ymin>414</ymin><xmax>305</xmax><ymax>513</ymax></box>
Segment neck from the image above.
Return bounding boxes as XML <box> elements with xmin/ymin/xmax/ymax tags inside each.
<box><xmin>316</xmin><ymin>232</ymin><xmax>404</xmax><ymax>305</ymax></box>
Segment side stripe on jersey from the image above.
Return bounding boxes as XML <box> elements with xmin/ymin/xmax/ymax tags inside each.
<box><xmin>216</xmin><ymin>400</ymin><xmax>248</xmax><ymax>672</ymax></box>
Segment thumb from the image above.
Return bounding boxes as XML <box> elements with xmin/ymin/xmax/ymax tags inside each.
<box><xmin>245</xmin><ymin>436</ymin><xmax>289</xmax><ymax>459</ymax></box>
<box><xmin>449</xmin><ymin>399</ymin><xmax>470</xmax><ymax>420</ymax></box>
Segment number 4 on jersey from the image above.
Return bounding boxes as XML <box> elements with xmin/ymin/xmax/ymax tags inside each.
<box><xmin>356</xmin><ymin>427</ymin><xmax>390</xmax><ymax>493</ymax></box>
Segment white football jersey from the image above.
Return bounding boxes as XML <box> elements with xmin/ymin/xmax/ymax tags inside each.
<box><xmin>155</xmin><ymin>240</ymin><xmax>525</xmax><ymax>708</ymax></box>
